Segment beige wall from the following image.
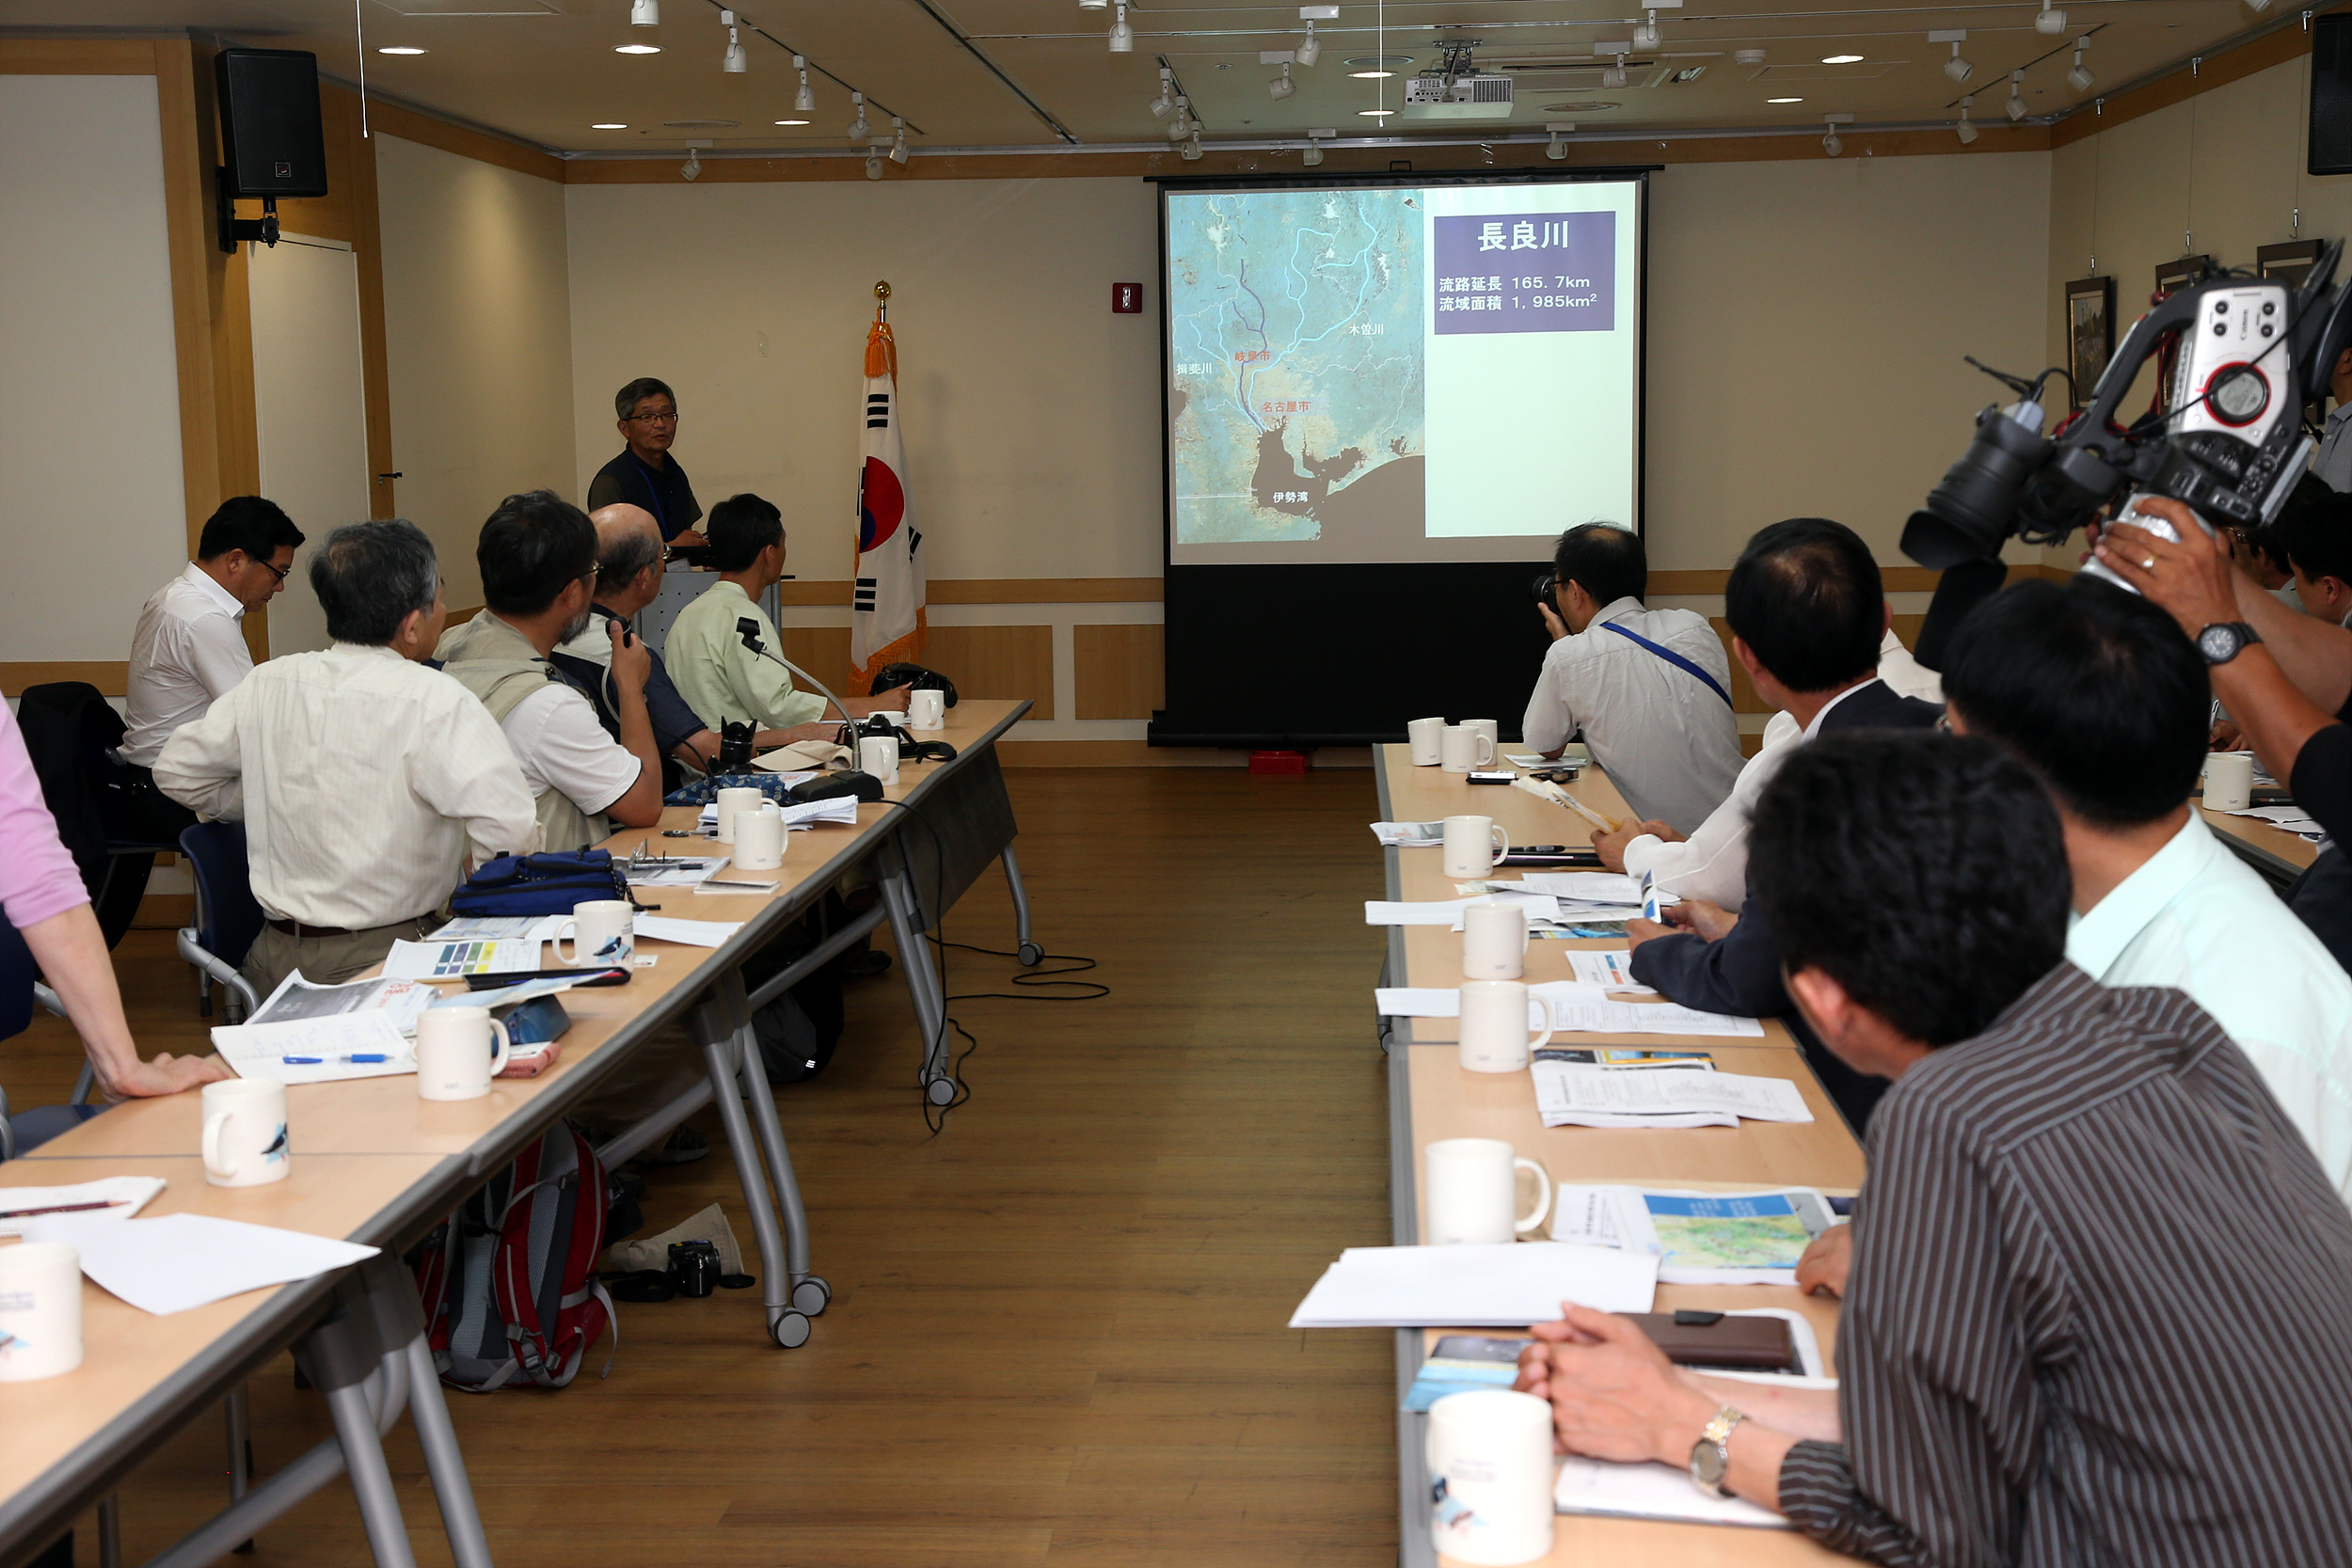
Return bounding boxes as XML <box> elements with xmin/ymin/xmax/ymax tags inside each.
<box><xmin>0</xmin><ymin>73</ymin><xmax>188</xmax><ymax>663</ymax></box>
<box><xmin>375</xmin><ymin>133</ymin><xmax>577</xmax><ymax>610</ymax></box>
<box><xmin>564</xmin><ymin>176</ymin><xmax>1166</xmax><ymax>585</ymax></box>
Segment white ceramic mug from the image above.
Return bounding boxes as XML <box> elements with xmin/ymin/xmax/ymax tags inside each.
<box><xmin>1428</xmin><ymin>1389</ymin><xmax>1558</xmax><ymax>1565</ymax></box>
<box><xmin>0</xmin><ymin>1242</ymin><xmax>83</xmax><ymax>1382</ymax></box>
<box><xmin>734</xmin><ymin>803</ymin><xmax>786</xmax><ymax>871</ymax></box>
<box><xmin>858</xmin><ymin>735</ymin><xmax>901</xmax><ymax>786</ymax></box>
<box><xmin>713</xmin><ymin>786</ymin><xmax>765</xmax><ymax>845</ymax></box>
<box><xmin>908</xmin><ymin>688</ymin><xmax>946</xmax><ymax>729</ymax></box>
<box><xmin>1462</xmin><ymin>900</ymin><xmax>1530</xmax><ymax>981</ymax></box>
<box><xmin>1439</xmin><ymin>724</ymin><xmax>1495</xmax><ymax>775</ymax></box>
<box><xmin>1458</xmin><ymin>980</ymin><xmax>1553</xmax><ymax>1073</ymax></box>
<box><xmin>2203</xmin><ymin>750</ymin><xmax>2254</xmax><ymax>812</ymax></box>
<box><xmin>1465</xmin><ymin>719</ymin><xmax>1501</xmax><ymax>756</ymax></box>
<box><xmin>1424</xmin><ymin>1137</ymin><xmax>1553</xmax><ymax>1245</ymax></box>
<box><xmin>1406</xmin><ymin>717</ymin><xmax>1447</xmax><ymax>767</ymax></box>
<box><xmin>201</xmin><ymin>1078</ymin><xmax>290</xmax><ymax>1188</ymax></box>
<box><xmin>415</xmin><ymin>1006</ymin><xmax>513</xmax><ymax>1101</ymax></box>
<box><xmin>555</xmin><ymin>899</ymin><xmax>634</xmax><ymax>968</ymax></box>
<box><xmin>1442</xmin><ymin>815</ymin><xmax>1511</xmax><ymax>879</ymax></box>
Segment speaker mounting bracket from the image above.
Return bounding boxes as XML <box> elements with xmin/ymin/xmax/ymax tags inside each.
<box><xmin>215</xmin><ymin>166</ymin><xmax>281</xmax><ymax>254</ymax></box>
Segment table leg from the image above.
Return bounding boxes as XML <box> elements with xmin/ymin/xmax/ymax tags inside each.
<box><xmin>998</xmin><ymin>845</ymin><xmax>1042</xmax><ymax>967</ymax></box>
<box><xmin>97</xmin><ymin>1496</ymin><xmax>119</xmax><ymax>1568</ymax></box>
<box><xmin>321</xmin><ymin>1377</ymin><xmax>420</xmax><ymax>1568</ymax></box>
<box><xmin>224</xmin><ymin>1384</ymin><xmax>254</xmax><ymax>1554</ymax></box>
<box><xmin>877</xmin><ymin>861</ymin><xmax>954</xmax><ymax>1104</ymax></box>
<box><xmin>402</xmin><ymin>1337</ymin><xmax>493</xmax><ymax>1568</ymax></box>
<box><xmin>726</xmin><ymin>979</ymin><xmax>827</xmax><ymax>1319</ymax></box>
<box><xmin>692</xmin><ymin>981</ymin><xmax>811</xmax><ymax>1349</ymax></box>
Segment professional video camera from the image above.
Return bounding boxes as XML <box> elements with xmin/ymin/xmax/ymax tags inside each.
<box><xmin>1903</xmin><ymin>238</ymin><xmax>2352</xmax><ymax>581</ymax></box>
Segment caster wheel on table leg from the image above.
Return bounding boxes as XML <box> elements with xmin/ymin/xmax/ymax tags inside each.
<box><xmin>1017</xmin><ymin>941</ymin><xmax>1044</xmax><ymax>967</ymax></box>
<box><xmin>792</xmin><ymin>1276</ymin><xmax>831</xmax><ymax>1316</ymax></box>
<box><xmin>771</xmin><ymin>1310</ymin><xmax>813</xmax><ymax>1349</ymax></box>
<box><xmin>925</xmin><ymin>1077</ymin><xmax>957</xmax><ymax>1107</ymax></box>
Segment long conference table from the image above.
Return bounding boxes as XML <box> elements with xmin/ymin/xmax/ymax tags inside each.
<box><xmin>0</xmin><ymin>698</ymin><xmax>1032</xmax><ymax>1568</ymax></box>
<box><xmin>1374</xmin><ymin>746</ymin><xmax>1860</xmax><ymax>1568</ymax></box>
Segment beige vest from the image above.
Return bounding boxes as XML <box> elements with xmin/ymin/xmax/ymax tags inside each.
<box><xmin>437</xmin><ymin>610</ymin><xmax>610</xmax><ymax>852</ymax></box>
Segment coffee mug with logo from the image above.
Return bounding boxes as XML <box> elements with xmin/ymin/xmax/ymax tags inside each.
<box><xmin>1427</xmin><ymin>1389</ymin><xmax>1557</xmax><ymax>1564</ymax></box>
<box><xmin>554</xmin><ymin>900</ymin><xmax>634</xmax><ymax>968</ymax></box>
<box><xmin>0</xmin><ymin>1242</ymin><xmax>83</xmax><ymax>1382</ymax></box>
<box><xmin>734</xmin><ymin>803</ymin><xmax>786</xmax><ymax>871</ymax></box>
<box><xmin>1439</xmin><ymin>724</ymin><xmax>1495</xmax><ymax>775</ymax></box>
<box><xmin>1458</xmin><ymin>980</ymin><xmax>1553</xmax><ymax>1073</ymax></box>
<box><xmin>1406</xmin><ymin>717</ymin><xmax>1447</xmax><ymax>767</ymax></box>
<box><xmin>1442</xmin><ymin>815</ymin><xmax>1511</xmax><ymax>879</ymax></box>
<box><xmin>1462</xmin><ymin>900</ymin><xmax>1530</xmax><ymax>980</ymax></box>
<box><xmin>202</xmin><ymin>1077</ymin><xmax>290</xmax><ymax>1187</ymax></box>
<box><xmin>415</xmin><ymin>1006</ymin><xmax>513</xmax><ymax>1101</ymax></box>
<box><xmin>713</xmin><ymin>786</ymin><xmax>765</xmax><ymax>845</ymax></box>
<box><xmin>1424</xmin><ymin>1137</ymin><xmax>1553</xmax><ymax>1246</ymax></box>
<box><xmin>858</xmin><ymin>735</ymin><xmax>901</xmax><ymax>786</ymax></box>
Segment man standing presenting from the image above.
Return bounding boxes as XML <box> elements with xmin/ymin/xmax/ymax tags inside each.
<box><xmin>666</xmin><ymin>493</ymin><xmax>906</xmax><ymax>734</ymax></box>
<box><xmin>117</xmin><ymin>497</ymin><xmax>305</xmax><ymax>841</ymax></box>
<box><xmin>155</xmin><ymin>520</ymin><xmax>537</xmax><ymax>996</ymax></box>
<box><xmin>1522</xmin><ymin>523</ymin><xmax>1741</xmax><ymax>835</ymax></box>
<box><xmin>587</xmin><ymin>378</ymin><xmax>705</xmax><ymax>547</ymax></box>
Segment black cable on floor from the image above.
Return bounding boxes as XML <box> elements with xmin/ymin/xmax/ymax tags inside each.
<box><xmin>933</xmin><ymin>938</ymin><xmax>1108</xmax><ymax>1002</ymax></box>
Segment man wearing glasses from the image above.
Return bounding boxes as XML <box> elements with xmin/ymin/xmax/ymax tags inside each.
<box><xmin>437</xmin><ymin>491</ymin><xmax>668</xmax><ymax>851</ymax></box>
<box><xmin>587</xmin><ymin>377</ymin><xmax>706</xmax><ymax>548</ymax></box>
<box><xmin>118</xmin><ymin>496</ymin><xmax>306</xmax><ymax>841</ymax></box>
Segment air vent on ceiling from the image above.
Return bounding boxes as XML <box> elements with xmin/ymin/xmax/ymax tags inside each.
<box><xmin>663</xmin><ymin>119</ymin><xmax>742</xmax><ymax>130</ymax></box>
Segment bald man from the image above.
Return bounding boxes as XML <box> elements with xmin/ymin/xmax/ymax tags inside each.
<box><xmin>552</xmin><ymin>504</ymin><xmax>834</xmax><ymax>779</ymax></box>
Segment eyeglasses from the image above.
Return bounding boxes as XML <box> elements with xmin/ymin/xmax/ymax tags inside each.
<box><xmin>253</xmin><ymin>558</ymin><xmax>291</xmax><ymax>583</ymax></box>
<box><xmin>627</xmin><ymin>409</ymin><xmax>679</xmax><ymax>424</ymax></box>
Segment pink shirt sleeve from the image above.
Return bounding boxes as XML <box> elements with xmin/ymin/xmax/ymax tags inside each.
<box><xmin>0</xmin><ymin>704</ymin><xmax>92</xmax><ymax>928</ymax></box>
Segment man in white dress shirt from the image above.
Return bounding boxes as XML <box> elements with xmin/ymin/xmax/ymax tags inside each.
<box><xmin>155</xmin><ymin>519</ymin><xmax>538</xmax><ymax>997</ymax></box>
<box><xmin>1521</xmin><ymin>523</ymin><xmax>1743</xmax><ymax>835</ymax></box>
<box><xmin>114</xmin><ymin>497</ymin><xmax>305</xmax><ymax>842</ymax></box>
<box><xmin>2312</xmin><ymin>346</ymin><xmax>2352</xmax><ymax>492</ymax></box>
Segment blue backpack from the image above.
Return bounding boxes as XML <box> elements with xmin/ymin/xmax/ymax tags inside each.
<box><xmin>450</xmin><ymin>851</ymin><xmax>629</xmax><ymax>919</ymax></box>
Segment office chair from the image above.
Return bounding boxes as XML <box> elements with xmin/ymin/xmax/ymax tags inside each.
<box><xmin>14</xmin><ymin>682</ymin><xmax>176</xmax><ymax>949</ymax></box>
<box><xmin>177</xmin><ymin>820</ymin><xmax>263</xmax><ymax>1023</ymax></box>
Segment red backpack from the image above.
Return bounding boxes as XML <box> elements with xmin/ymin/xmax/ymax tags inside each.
<box><xmin>416</xmin><ymin>1123</ymin><xmax>615</xmax><ymax>1391</ymax></box>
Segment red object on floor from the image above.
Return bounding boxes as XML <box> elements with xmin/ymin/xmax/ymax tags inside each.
<box><xmin>1248</xmin><ymin>751</ymin><xmax>1311</xmax><ymax>776</ymax></box>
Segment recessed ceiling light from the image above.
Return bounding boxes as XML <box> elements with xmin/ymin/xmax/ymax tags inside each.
<box><xmin>592</xmin><ymin>122</ymin><xmax>628</xmax><ymax>129</ymax></box>
<box><xmin>1820</xmin><ymin>53</ymin><xmax>1864</xmax><ymax>64</ymax></box>
<box><xmin>615</xmin><ymin>43</ymin><xmax>661</xmax><ymax>55</ymax></box>
<box><xmin>774</xmin><ymin>118</ymin><xmax>809</xmax><ymax>125</ymax></box>
<box><xmin>1350</xmin><ymin>70</ymin><xmax>1393</xmax><ymax>78</ymax></box>
<box><xmin>1358</xmin><ymin>107</ymin><xmax>1394</xmax><ymax>117</ymax></box>
<box><xmin>1767</xmin><ymin>96</ymin><xmax>1804</xmax><ymax>103</ymax></box>
<box><xmin>377</xmin><ymin>45</ymin><xmax>425</xmax><ymax>55</ymax></box>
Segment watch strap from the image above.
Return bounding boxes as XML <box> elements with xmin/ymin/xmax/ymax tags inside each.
<box><xmin>1700</xmin><ymin>1405</ymin><xmax>1748</xmax><ymax>1449</ymax></box>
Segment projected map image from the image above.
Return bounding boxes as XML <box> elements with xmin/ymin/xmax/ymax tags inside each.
<box><xmin>1168</xmin><ymin>189</ymin><xmax>1425</xmax><ymax>545</ymax></box>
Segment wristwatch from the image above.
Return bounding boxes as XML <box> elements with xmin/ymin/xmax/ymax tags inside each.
<box><xmin>1689</xmin><ymin>1405</ymin><xmax>1748</xmax><ymax>1500</ymax></box>
<box><xmin>2197</xmin><ymin>622</ymin><xmax>2262</xmax><ymax>666</ymax></box>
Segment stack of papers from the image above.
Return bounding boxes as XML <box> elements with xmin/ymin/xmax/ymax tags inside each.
<box><xmin>0</xmin><ymin>1177</ymin><xmax>166</xmax><ymax>1236</ymax></box>
<box><xmin>1565</xmin><ymin>950</ymin><xmax>1651</xmax><ymax>992</ymax></box>
<box><xmin>1554</xmin><ymin>1453</ymin><xmax>1792</xmax><ymax>1529</ymax></box>
<box><xmin>1371</xmin><ymin>821</ymin><xmax>1446</xmax><ymax>847</ymax></box>
<box><xmin>623</xmin><ymin>853</ymin><xmax>732</xmax><ymax>888</ymax></box>
<box><xmin>241</xmin><ymin>973</ymin><xmax>434</xmax><ymax>1035</ymax></box>
<box><xmin>1375</xmin><ymin>985</ymin><xmax>1760</xmax><ymax>1037</ymax></box>
<box><xmin>20</xmin><ymin>1212</ymin><xmax>380</xmax><ymax>1315</ymax></box>
<box><xmin>1366</xmin><ymin>893</ymin><xmax>1562</xmax><ymax>927</ymax></box>
<box><xmin>2224</xmin><ymin>804</ymin><xmax>2327</xmax><ymax>841</ymax></box>
<box><xmin>212</xmin><ymin>972</ymin><xmax>430</xmax><ymax>1083</ymax></box>
<box><xmin>1289</xmin><ymin>1242</ymin><xmax>1659</xmax><ymax>1327</ymax></box>
<box><xmin>694</xmin><ymin>796</ymin><xmax>861</xmax><ymax>832</ymax></box>
<box><xmin>632</xmin><ymin>914</ymin><xmax>744</xmax><ymax>948</ymax></box>
<box><xmin>1531</xmin><ymin>1060</ymin><xmax>1811</xmax><ymax>1129</ymax></box>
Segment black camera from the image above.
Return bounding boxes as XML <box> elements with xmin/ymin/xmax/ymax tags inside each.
<box><xmin>1904</xmin><ymin>240</ymin><xmax>2352</xmax><ymax>572</ymax></box>
<box><xmin>1532</xmin><ymin>571</ymin><xmax>1558</xmax><ymax>612</ymax></box>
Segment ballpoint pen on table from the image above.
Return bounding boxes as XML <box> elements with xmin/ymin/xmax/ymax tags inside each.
<box><xmin>0</xmin><ymin>1198</ymin><xmax>132</xmax><ymax>1219</ymax></box>
<box><xmin>280</xmin><ymin>1053</ymin><xmax>391</xmax><ymax>1065</ymax></box>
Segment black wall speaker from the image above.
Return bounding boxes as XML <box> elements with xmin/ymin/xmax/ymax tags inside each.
<box><xmin>215</xmin><ymin>48</ymin><xmax>327</xmax><ymax>198</ymax></box>
<box><xmin>2313</xmin><ymin>15</ymin><xmax>2352</xmax><ymax>177</ymax></box>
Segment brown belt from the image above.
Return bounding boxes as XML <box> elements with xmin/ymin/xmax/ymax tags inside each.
<box><xmin>264</xmin><ymin>917</ymin><xmax>358</xmax><ymax>939</ymax></box>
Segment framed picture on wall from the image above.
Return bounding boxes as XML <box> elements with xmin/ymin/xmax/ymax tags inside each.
<box><xmin>2258</xmin><ymin>239</ymin><xmax>2324</xmax><ymax>288</ymax></box>
<box><xmin>2154</xmin><ymin>254</ymin><xmax>2213</xmax><ymax>299</ymax></box>
<box><xmin>2065</xmin><ymin>276</ymin><xmax>2116</xmax><ymax>408</ymax></box>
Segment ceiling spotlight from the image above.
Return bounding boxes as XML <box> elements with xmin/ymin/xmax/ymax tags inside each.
<box><xmin>721</xmin><ymin>10</ymin><xmax>745</xmax><ymax>72</ymax></box>
<box><xmin>593</xmin><ymin>121</ymin><xmax>628</xmax><ymax>129</ymax></box>
<box><xmin>889</xmin><ymin>117</ymin><xmax>909</xmax><ymax>164</ymax></box>
<box><xmin>1303</xmin><ymin>130</ymin><xmax>1327</xmax><ymax>165</ymax></box>
<box><xmin>1546</xmin><ymin>123</ymin><xmax>1570</xmax><ymax>160</ymax></box>
<box><xmin>2068</xmin><ymin>40</ymin><xmax>2094</xmax><ymax>92</ymax></box>
<box><xmin>630</xmin><ymin>0</ymin><xmax>658</xmax><ymax>24</ymax></box>
<box><xmin>1957</xmin><ymin>94</ymin><xmax>1979</xmax><ymax>143</ymax></box>
<box><xmin>1269</xmin><ymin>61</ymin><xmax>1295</xmax><ymax>99</ymax></box>
<box><xmin>1295</xmin><ymin>14</ymin><xmax>1325</xmax><ymax>69</ymax></box>
<box><xmin>1168</xmin><ymin>96</ymin><xmax>1193</xmax><ymax>139</ymax></box>
<box><xmin>1943</xmin><ymin>40</ymin><xmax>1972</xmax><ymax>84</ymax></box>
<box><xmin>1820</xmin><ymin>54</ymin><xmax>1863</xmax><ymax>65</ymax></box>
<box><xmin>1108</xmin><ymin>1</ymin><xmax>1133</xmax><ymax>52</ymax></box>
<box><xmin>866</xmin><ymin>151</ymin><xmax>883</xmax><ymax>180</ymax></box>
<box><xmin>2007</xmin><ymin>69</ymin><xmax>2027</xmax><ymax>120</ymax></box>
<box><xmin>1358</xmin><ymin>106</ymin><xmax>1393</xmax><ymax>117</ymax></box>
<box><xmin>616</xmin><ymin>43</ymin><xmax>661</xmax><ymax>55</ymax></box>
<box><xmin>1734</xmin><ymin>48</ymin><xmax>1766</xmax><ymax>66</ymax></box>
<box><xmin>847</xmin><ymin>91</ymin><xmax>870</xmax><ymax>141</ymax></box>
<box><xmin>1601</xmin><ymin>62</ymin><xmax>1629</xmax><ymax>88</ymax></box>
<box><xmin>1180</xmin><ymin>133</ymin><xmax>1203</xmax><ymax>160</ymax></box>
<box><xmin>1632</xmin><ymin>11</ymin><xmax>1662</xmax><ymax>51</ymax></box>
<box><xmin>1767</xmin><ymin>96</ymin><xmax>1803</xmax><ymax>103</ymax></box>
<box><xmin>793</xmin><ymin>55</ymin><xmax>816</xmax><ymax>113</ymax></box>
<box><xmin>1822</xmin><ymin>127</ymin><xmax>1842</xmax><ymax>156</ymax></box>
<box><xmin>1151</xmin><ymin>67</ymin><xmax>1177</xmax><ymax>117</ymax></box>
<box><xmin>377</xmin><ymin>45</ymin><xmax>425</xmax><ymax>55</ymax></box>
<box><xmin>681</xmin><ymin>149</ymin><xmax>701</xmax><ymax>181</ymax></box>
<box><xmin>2036</xmin><ymin>0</ymin><xmax>2068</xmax><ymax>33</ymax></box>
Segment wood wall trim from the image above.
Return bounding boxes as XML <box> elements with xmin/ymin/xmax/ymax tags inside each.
<box><xmin>0</xmin><ymin>40</ymin><xmax>160</xmax><ymax>72</ymax></box>
<box><xmin>2</xmin><ymin>663</ymin><xmax>130</xmax><ymax>699</ymax></box>
<box><xmin>2051</xmin><ymin>21</ymin><xmax>2311</xmax><ymax>149</ymax></box>
<box><xmin>363</xmin><ymin>95</ymin><xmax>564</xmax><ymax>182</ymax></box>
<box><xmin>774</xmin><ymin>577</ymin><xmax>1165</xmax><ymax>606</ymax></box>
<box><xmin>335</xmin><ymin>86</ymin><xmax>398</xmax><ymax>523</ymax></box>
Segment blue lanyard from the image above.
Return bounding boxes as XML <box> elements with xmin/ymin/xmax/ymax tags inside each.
<box><xmin>1598</xmin><ymin>620</ymin><xmax>1735</xmax><ymax>708</ymax></box>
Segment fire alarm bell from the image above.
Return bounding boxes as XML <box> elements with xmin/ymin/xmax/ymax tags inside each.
<box><xmin>1112</xmin><ymin>282</ymin><xmax>1143</xmax><ymax>313</ymax></box>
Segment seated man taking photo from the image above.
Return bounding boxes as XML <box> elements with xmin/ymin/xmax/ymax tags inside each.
<box><xmin>1521</xmin><ymin>522</ymin><xmax>1741</xmax><ymax>836</ymax></box>
<box><xmin>1518</xmin><ymin>730</ymin><xmax>2352</xmax><ymax>1564</ymax></box>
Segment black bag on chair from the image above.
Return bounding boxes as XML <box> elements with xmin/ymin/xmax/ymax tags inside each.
<box><xmin>739</xmin><ymin>895</ymin><xmax>851</xmax><ymax>1085</ymax></box>
<box><xmin>866</xmin><ymin>663</ymin><xmax>957</xmax><ymax>706</ymax></box>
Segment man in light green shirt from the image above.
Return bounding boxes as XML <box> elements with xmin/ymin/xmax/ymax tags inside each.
<box><xmin>664</xmin><ymin>492</ymin><xmax>907</xmax><ymax>733</ymax></box>
<box><xmin>1942</xmin><ymin>578</ymin><xmax>2352</xmax><ymax>1197</ymax></box>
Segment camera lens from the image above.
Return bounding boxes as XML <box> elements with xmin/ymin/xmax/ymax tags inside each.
<box><xmin>1903</xmin><ymin>404</ymin><xmax>2052</xmax><ymax>567</ymax></box>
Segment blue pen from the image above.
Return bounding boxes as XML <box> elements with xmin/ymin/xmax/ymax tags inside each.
<box><xmin>280</xmin><ymin>1053</ymin><xmax>391</xmax><ymax>1065</ymax></box>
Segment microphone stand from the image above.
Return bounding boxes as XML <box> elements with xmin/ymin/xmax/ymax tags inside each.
<box><xmin>735</xmin><ymin>617</ymin><xmax>860</xmax><ymax>735</ymax></box>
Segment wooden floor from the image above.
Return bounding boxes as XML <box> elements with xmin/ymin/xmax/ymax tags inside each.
<box><xmin>19</xmin><ymin>768</ymin><xmax>1400</xmax><ymax>1568</ymax></box>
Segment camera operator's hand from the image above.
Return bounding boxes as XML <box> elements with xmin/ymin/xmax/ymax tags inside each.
<box><xmin>2093</xmin><ymin>499</ymin><xmax>2243</xmax><ymax>640</ymax></box>
<box><xmin>1538</xmin><ymin>600</ymin><xmax>1568</xmax><ymax>641</ymax></box>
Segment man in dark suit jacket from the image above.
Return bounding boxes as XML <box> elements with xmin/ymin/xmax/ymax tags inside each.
<box><xmin>1627</xmin><ymin>519</ymin><xmax>1942</xmax><ymax>1132</ymax></box>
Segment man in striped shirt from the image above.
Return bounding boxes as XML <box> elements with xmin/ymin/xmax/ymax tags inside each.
<box><xmin>1518</xmin><ymin>732</ymin><xmax>2352</xmax><ymax>1565</ymax></box>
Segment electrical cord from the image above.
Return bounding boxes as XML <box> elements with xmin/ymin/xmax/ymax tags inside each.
<box><xmin>933</xmin><ymin>939</ymin><xmax>1108</xmax><ymax>1002</ymax></box>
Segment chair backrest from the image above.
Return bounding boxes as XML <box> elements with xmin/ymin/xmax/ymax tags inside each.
<box><xmin>179</xmin><ymin>820</ymin><xmax>263</xmax><ymax>970</ymax></box>
<box><xmin>13</xmin><ymin>682</ymin><xmax>123</xmax><ymax>900</ymax></box>
<box><xmin>0</xmin><ymin>920</ymin><xmax>35</xmax><ymax>1044</ymax></box>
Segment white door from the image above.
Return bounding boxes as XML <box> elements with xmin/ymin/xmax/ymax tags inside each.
<box><xmin>246</xmin><ymin>235</ymin><xmax>373</xmax><ymax>656</ymax></box>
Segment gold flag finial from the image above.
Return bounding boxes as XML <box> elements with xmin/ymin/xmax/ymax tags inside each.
<box><xmin>874</xmin><ymin>280</ymin><xmax>891</xmax><ymax>301</ymax></box>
